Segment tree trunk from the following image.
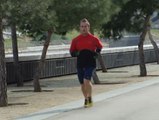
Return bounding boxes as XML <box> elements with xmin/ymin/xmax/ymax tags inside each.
<box><xmin>0</xmin><ymin>13</ymin><xmax>8</xmax><ymax>107</ymax></box>
<box><xmin>147</xmin><ymin>29</ymin><xmax>159</xmax><ymax>64</ymax></box>
<box><xmin>138</xmin><ymin>15</ymin><xmax>150</xmax><ymax>76</ymax></box>
<box><xmin>97</xmin><ymin>53</ymin><xmax>107</xmax><ymax>72</ymax></box>
<box><xmin>92</xmin><ymin>69</ymin><xmax>100</xmax><ymax>84</ymax></box>
<box><xmin>33</xmin><ymin>30</ymin><xmax>52</xmax><ymax>92</ymax></box>
<box><xmin>91</xmin><ymin>29</ymin><xmax>107</xmax><ymax>72</ymax></box>
<box><xmin>11</xmin><ymin>24</ymin><xmax>23</xmax><ymax>86</ymax></box>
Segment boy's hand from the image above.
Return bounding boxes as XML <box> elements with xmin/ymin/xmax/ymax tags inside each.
<box><xmin>70</xmin><ymin>51</ymin><xmax>79</xmax><ymax>57</ymax></box>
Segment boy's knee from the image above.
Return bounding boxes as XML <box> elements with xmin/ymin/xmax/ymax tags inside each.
<box><xmin>84</xmin><ymin>79</ymin><xmax>91</xmax><ymax>85</ymax></box>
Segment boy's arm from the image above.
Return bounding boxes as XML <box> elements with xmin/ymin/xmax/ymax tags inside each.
<box><xmin>95</xmin><ymin>37</ymin><xmax>103</xmax><ymax>53</ymax></box>
<box><xmin>70</xmin><ymin>39</ymin><xmax>79</xmax><ymax>57</ymax></box>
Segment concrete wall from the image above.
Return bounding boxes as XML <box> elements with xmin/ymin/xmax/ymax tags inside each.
<box><xmin>6</xmin><ymin>45</ymin><xmax>157</xmax><ymax>84</ymax></box>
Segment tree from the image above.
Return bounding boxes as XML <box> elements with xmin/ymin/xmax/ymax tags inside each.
<box><xmin>4</xmin><ymin>0</ymin><xmax>24</xmax><ymax>86</ymax></box>
<box><xmin>102</xmin><ymin>0</ymin><xmax>159</xmax><ymax>76</ymax></box>
<box><xmin>17</xmin><ymin>0</ymin><xmax>57</xmax><ymax>92</ymax></box>
<box><xmin>147</xmin><ymin>19</ymin><xmax>159</xmax><ymax>64</ymax></box>
<box><xmin>54</xmin><ymin>0</ymin><xmax>113</xmax><ymax>34</ymax></box>
<box><xmin>0</xmin><ymin>0</ymin><xmax>8</xmax><ymax>107</ymax></box>
<box><xmin>92</xmin><ymin>70</ymin><xmax>100</xmax><ymax>84</ymax></box>
<box><xmin>138</xmin><ymin>14</ymin><xmax>150</xmax><ymax>76</ymax></box>
<box><xmin>11</xmin><ymin>24</ymin><xmax>24</xmax><ymax>86</ymax></box>
<box><xmin>97</xmin><ymin>53</ymin><xmax>107</xmax><ymax>72</ymax></box>
<box><xmin>33</xmin><ymin>30</ymin><xmax>53</xmax><ymax>92</ymax></box>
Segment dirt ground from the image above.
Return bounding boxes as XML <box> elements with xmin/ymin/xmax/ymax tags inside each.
<box><xmin>1</xmin><ymin>63</ymin><xmax>159</xmax><ymax>120</ymax></box>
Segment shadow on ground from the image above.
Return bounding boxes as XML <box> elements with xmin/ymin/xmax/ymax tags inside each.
<box><xmin>11</xmin><ymin>90</ymin><xmax>54</xmax><ymax>92</ymax></box>
<box><xmin>95</xmin><ymin>81</ymin><xmax>128</xmax><ymax>85</ymax></box>
<box><xmin>107</xmin><ymin>71</ymin><xmax>129</xmax><ymax>73</ymax></box>
<box><xmin>8</xmin><ymin>103</ymin><xmax>29</xmax><ymax>106</ymax></box>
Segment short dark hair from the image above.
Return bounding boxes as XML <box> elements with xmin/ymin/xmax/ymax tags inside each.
<box><xmin>80</xmin><ymin>18</ymin><xmax>90</xmax><ymax>26</ymax></box>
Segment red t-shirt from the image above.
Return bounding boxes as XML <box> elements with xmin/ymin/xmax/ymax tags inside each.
<box><xmin>70</xmin><ymin>33</ymin><xmax>103</xmax><ymax>52</ymax></box>
<box><xmin>70</xmin><ymin>33</ymin><xmax>103</xmax><ymax>68</ymax></box>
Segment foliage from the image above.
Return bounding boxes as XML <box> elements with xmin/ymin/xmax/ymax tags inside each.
<box><xmin>3</xmin><ymin>0</ymin><xmax>117</xmax><ymax>40</ymax></box>
<box><xmin>18</xmin><ymin>0</ymin><xmax>57</xmax><ymax>38</ymax></box>
<box><xmin>53</xmin><ymin>0</ymin><xmax>113</xmax><ymax>34</ymax></box>
<box><xmin>102</xmin><ymin>0</ymin><xmax>159</xmax><ymax>38</ymax></box>
<box><xmin>3</xmin><ymin>0</ymin><xmax>57</xmax><ymax>39</ymax></box>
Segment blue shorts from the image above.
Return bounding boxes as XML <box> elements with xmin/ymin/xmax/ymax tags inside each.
<box><xmin>77</xmin><ymin>67</ymin><xmax>95</xmax><ymax>84</ymax></box>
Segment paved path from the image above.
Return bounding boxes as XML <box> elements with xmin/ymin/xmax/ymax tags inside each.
<box><xmin>16</xmin><ymin>77</ymin><xmax>159</xmax><ymax>120</ymax></box>
<box><xmin>47</xmin><ymin>81</ymin><xmax>159</xmax><ymax>120</ymax></box>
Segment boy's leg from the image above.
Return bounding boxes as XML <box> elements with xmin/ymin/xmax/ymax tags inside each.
<box><xmin>77</xmin><ymin>68</ymin><xmax>87</xmax><ymax>99</ymax></box>
<box><xmin>81</xmin><ymin>84</ymin><xmax>87</xmax><ymax>99</ymax></box>
<box><xmin>83</xmin><ymin>67</ymin><xmax>95</xmax><ymax>107</ymax></box>
<box><xmin>84</xmin><ymin>79</ymin><xmax>92</xmax><ymax>99</ymax></box>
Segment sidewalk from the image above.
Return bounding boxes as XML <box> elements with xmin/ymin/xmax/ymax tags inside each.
<box><xmin>0</xmin><ymin>63</ymin><xmax>159</xmax><ymax>120</ymax></box>
<box><xmin>45</xmin><ymin>80</ymin><xmax>159</xmax><ymax>120</ymax></box>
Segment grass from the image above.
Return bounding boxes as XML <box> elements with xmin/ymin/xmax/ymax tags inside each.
<box><xmin>65</xmin><ymin>30</ymin><xmax>81</xmax><ymax>40</ymax></box>
<box><xmin>65</xmin><ymin>29</ymin><xmax>101</xmax><ymax>40</ymax></box>
<box><xmin>5</xmin><ymin>29</ymin><xmax>158</xmax><ymax>50</ymax></box>
<box><xmin>4</xmin><ymin>39</ymin><xmax>12</xmax><ymax>49</ymax></box>
<box><xmin>4</xmin><ymin>30</ymin><xmax>79</xmax><ymax>52</ymax></box>
<box><xmin>4</xmin><ymin>37</ymin><xmax>34</xmax><ymax>52</ymax></box>
<box><xmin>151</xmin><ymin>29</ymin><xmax>159</xmax><ymax>37</ymax></box>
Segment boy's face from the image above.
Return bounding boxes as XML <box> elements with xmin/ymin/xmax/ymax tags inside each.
<box><xmin>80</xmin><ymin>22</ymin><xmax>90</xmax><ymax>35</ymax></box>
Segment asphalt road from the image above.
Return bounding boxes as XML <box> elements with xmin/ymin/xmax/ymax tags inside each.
<box><xmin>48</xmin><ymin>83</ymin><xmax>159</xmax><ymax>120</ymax></box>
